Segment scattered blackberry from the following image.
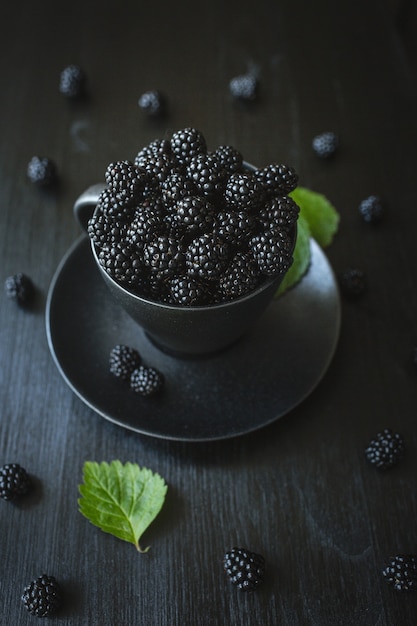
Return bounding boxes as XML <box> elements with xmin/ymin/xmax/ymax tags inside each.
<box><xmin>109</xmin><ymin>344</ymin><xmax>141</xmax><ymax>381</ymax></box>
<box><xmin>358</xmin><ymin>195</ymin><xmax>384</xmax><ymax>224</ymax></box>
<box><xmin>213</xmin><ymin>145</ymin><xmax>243</xmax><ymax>174</ymax></box>
<box><xmin>339</xmin><ymin>268</ymin><xmax>367</xmax><ymax>299</ymax></box>
<box><xmin>59</xmin><ymin>64</ymin><xmax>86</xmax><ymax>98</ymax></box>
<box><xmin>225</xmin><ymin>172</ymin><xmax>264</xmax><ymax>212</ymax></box>
<box><xmin>250</xmin><ymin>230</ymin><xmax>294</xmax><ymax>276</ymax></box>
<box><xmin>105</xmin><ymin>160</ymin><xmax>146</xmax><ymax>203</ymax></box>
<box><xmin>4</xmin><ymin>273</ymin><xmax>35</xmax><ymax>306</ymax></box>
<box><xmin>0</xmin><ymin>463</ymin><xmax>32</xmax><ymax>501</ymax></box>
<box><xmin>223</xmin><ymin>547</ymin><xmax>265</xmax><ymax>591</ymax></box>
<box><xmin>174</xmin><ymin>196</ymin><xmax>215</xmax><ymax>234</ymax></box>
<box><xmin>169</xmin><ymin>275</ymin><xmax>204</xmax><ymax>306</ymax></box>
<box><xmin>130</xmin><ymin>365</ymin><xmax>164</xmax><ymax>396</ymax></box>
<box><xmin>21</xmin><ymin>574</ymin><xmax>63</xmax><ymax>617</ymax></box>
<box><xmin>27</xmin><ymin>156</ymin><xmax>58</xmax><ymax>187</ymax></box>
<box><xmin>364</xmin><ymin>428</ymin><xmax>405</xmax><ymax>469</ymax></box>
<box><xmin>143</xmin><ymin>235</ymin><xmax>185</xmax><ymax>277</ymax></box>
<box><xmin>229</xmin><ymin>74</ymin><xmax>258</xmax><ymax>101</ymax></box>
<box><xmin>186</xmin><ymin>234</ymin><xmax>229</xmax><ymax>281</ymax></box>
<box><xmin>382</xmin><ymin>555</ymin><xmax>417</xmax><ymax>592</ymax></box>
<box><xmin>170</xmin><ymin>127</ymin><xmax>207</xmax><ymax>166</ymax></box>
<box><xmin>312</xmin><ymin>131</ymin><xmax>339</xmax><ymax>158</ymax></box>
<box><xmin>219</xmin><ymin>252</ymin><xmax>261</xmax><ymax>299</ymax></box>
<box><xmin>138</xmin><ymin>90</ymin><xmax>167</xmax><ymax>116</ymax></box>
<box><xmin>255</xmin><ymin>163</ymin><xmax>298</xmax><ymax>195</ymax></box>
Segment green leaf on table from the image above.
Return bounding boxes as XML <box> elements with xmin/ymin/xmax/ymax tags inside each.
<box><xmin>78</xmin><ymin>460</ymin><xmax>167</xmax><ymax>552</ymax></box>
<box><xmin>289</xmin><ymin>186</ymin><xmax>340</xmax><ymax>248</ymax></box>
<box><xmin>276</xmin><ymin>213</ymin><xmax>311</xmax><ymax>295</ymax></box>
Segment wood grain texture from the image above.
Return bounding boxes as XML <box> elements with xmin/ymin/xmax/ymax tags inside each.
<box><xmin>1</xmin><ymin>0</ymin><xmax>417</xmax><ymax>624</ymax></box>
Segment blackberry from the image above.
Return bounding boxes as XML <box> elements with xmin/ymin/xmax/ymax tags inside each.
<box><xmin>339</xmin><ymin>268</ymin><xmax>367</xmax><ymax>299</ymax></box>
<box><xmin>382</xmin><ymin>555</ymin><xmax>417</xmax><ymax>592</ymax></box>
<box><xmin>219</xmin><ymin>252</ymin><xmax>261</xmax><ymax>299</ymax></box>
<box><xmin>229</xmin><ymin>73</ymin><xmax>258</xmax><ymax>101</ymax></box>
<box><xmin>358</xmin><ymin>195</ymin><xmax>384</xmax><ymax>224</ymax></box>
<box><xmin>223</xmin><ymin>547</ymin><xmax>265</xmax><ymax>591</ymax></box>
<box><xmin>134</xmin><ymin>151</ymin><xmax>173</xmax><ymax>186</ymax></box>
<box><xmin>170</xmin><ymin>127</ymin><xmax>207</xmax><ymax>166</ymax></box>
<box><xmin>213</xmin><ymin>210</ymin><xmax>256</xmax><ymax>246</ymax></box>
<box><xmin>143</xmin><ymin>235</ymin><xmax>185</xmax><ymax>277</ymax></box>
<box><xmin>130</xmin><ymin>365</ymin><xmax>164</xmax><ymax>396</ymax></box>
<box><xmin>135</xmin><ymin>138</ymin><xmax>172</xmax><ymax>161</ymax></box>
<box><xmin>98</xmin><ymin>242</ymin><xmax>146</xmax><ymax>286</ymax></box>
<box><xmin>225</xmin><ymin>172</ymin><xmax>264</xmax><ymax>212</ymax></box>
<box><xmin>255</xmin><ymin>163</ymin><xmax>298</xmax><ymax>195</ymax></box>
<box><xmin>109</xmin><ymin>344</ymin><xmax>141</xmax><ymax>381</ymax></box>
<box><xmin>161</xmin><ymin>172</ymin><xmax>197</xmax><ymax>208</ymax></box>
<box><xmin>88</xmin><ymin>210</ymin><xmax>127</xmax><ymax>251</ymax></box>
<box><xmin>186</xmin><ymin>153</ymin><xmax>227</xmax><ymax>199</ymax></box>
<box><xmin>312</xmin><ymin>131</ymin><xmax>339</xmax><ymax>158</ymax></box>
<box><xmin>105</xmin><ymin>160</ymin><xmax>146</xmax><ymax>203</ymax></box>
<box><xmin>59</xmin><ymin>64</ymin><xmax>86</xmax><ymax>98</ymax></box>
<box><xmin>21</xmin><ymin>574</ymin><xmax>63</xmax><ymax>617</ymax></box>
<box><xmin>138</xmin><ymin>90</ymin><xmax>167</xmax><ymax>116</ymax></box>
<box><xmin>4</xmin><ymin>273</ymin><xmax>35</xmax><ymax>306</ymax></box>
<box><xmin>174</xmin><ymin>196</ymin><xmax>215</xmax><ymax>234</ymax></box>
<box><xmin>27</xmin><ymin>156</ymin><xmax>58</xmax><ymax>187</ymax></box>
<box><xmin>0</xmin><ymin>463</ymin><xmax>32</xmax><ymax>501</ymax></box>
<box><xmin>96</xmin><ymin>188</ymin><xmax>135</xmax><ymax>222</ymax></box>
<box><xmin>186</xmin><ymin>234</ymin><xmax>229</xmax><ymax>281</ymax></box>
<box><xmin>169</xmin><ymin>275</ymin><xmax>204</xmax><ymax>306</ymax></box>
<box><xmin>364</xmin><ymin>428</ymin><xmax>405</xmax><ymax>469</ymax></box>
<box><xmin>250</xmin><ymin>230</ymin><xmax>294</xmax><ymax>276</ymax></box>
<box><xmin>258</xmin><ymin>196</ymin><xmax>299</xmax><ymax>232</ymax></box>
<box><xmin>213</xmin><ymin>145</ymin><xmax>243</xmax><ymax>174</ymax></box>
<box><xmin>127</xmin><ymin>206</ymin><xmax>165</xmax><ymax>246</ymax></box>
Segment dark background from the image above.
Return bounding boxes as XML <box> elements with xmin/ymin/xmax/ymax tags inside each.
<box><xmin>1</xmin><ymin>0</ymin><xmax>417</xmax><ymax>624</ymax></box>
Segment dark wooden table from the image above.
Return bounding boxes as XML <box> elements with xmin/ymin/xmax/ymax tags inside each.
<box><xmin>1</xmin><ymin>1</ymin><xmax>417</xmax><ymax>624</ymax></box>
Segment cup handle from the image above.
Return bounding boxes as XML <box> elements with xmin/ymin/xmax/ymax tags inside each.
<box><xmin>73</xmin><ymin>183</ymin><xmax>106</xmax><ymax>232</ymax></box>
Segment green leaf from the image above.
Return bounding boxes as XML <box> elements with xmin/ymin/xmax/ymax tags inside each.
<box><xmin>276</xmin><ymin>213</ymin><xmax>311</xmax><ymax>295</ymax></box>
<box><xmin>289</xmin><ymin>186</ymin><xmax>340</xmax><ymax>248</ymax></box>
<box><xmin>78</xmin><ymin>460</ymin><xmax>167</xmax><ymax>552</ymax></box>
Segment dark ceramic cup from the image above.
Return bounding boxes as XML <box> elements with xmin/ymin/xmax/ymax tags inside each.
<box><xmin>73</xmin><ymin>167</ymin><xmax>296</xmax><ymax>357</ymax></box>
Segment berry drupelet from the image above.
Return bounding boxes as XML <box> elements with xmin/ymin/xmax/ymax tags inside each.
<box><xmin>0</xmin><ymin>463</ymin><xmax>32</xmax><ymax>500</ymax></box>
<box><xmin>224</xmin><ymin>547</ymin><xmax>265</xmax><ymax>591</ymax></box>
<box><xmin>382</xmin><ymin>555</ymin><xmax>417</xmax><ymax>592</ymax></box>
<box><xmin>364</xmin><ymin>428</ymin><xmax>405</xmax><ymax>469</ymax></box>
<box><xmin>21</xmin><ymin>574</ymin><xmax>63</xmax><ymax>617</ymax></box>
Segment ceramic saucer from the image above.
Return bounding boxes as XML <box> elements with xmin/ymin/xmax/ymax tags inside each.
<box><xmin>45</xmin><ymin>236</ymin><xmax>341</xmax><ymax>441</ymax></box>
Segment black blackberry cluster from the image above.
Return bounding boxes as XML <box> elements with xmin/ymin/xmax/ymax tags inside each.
<box><xmin>59</xmin><ymin>64</ymin><xmax>86</xmax><ymax>98</ymax></box>
<box><xmin>88</xmin><ymin>128</ymin><xmax>299</xmax><ymax>306</ymax></box>
<box><xmin>358</xmin><ymin>195</ymin><xmax>384</xmax><ymax>224</ymax></box>
<box><xmin>364</xmin><ymin>428</ymin><xmax>405</xmax><ymax>469</ymax></box>
<box><xmin>4</xmin><ymin>272</ymin><xmax>35</xmax><ymax>306</ymax></box>
<box><xmin>223</xmin><ymin>547</ymin><xmax>265</xmax><ymax>591</ymax></box>
<box><xmin>27</xmin><ymin>155</ymin><xmax>58</xmax><ymax>187</ymax></box>
<box><xmin>0</xmin><ymin>463</ymin><xmax>32</xmax><ymax>501</ymax></box>
<box><xmin>382</xmin><ymin>554</ymin><xmax>417</xmax><ymax>592</ymax></box>
<box><xmin>109</xmin><ymin>345</ymin><xmax>164</xmax><ymax>396</ymax></box>
<box><xmin>312</xmin><ymin>131</ymin><xmax>339</xmax><ymax>159</ymax></box>
<box><xmin>21</xmin><ymin>574</ymin><xmax>63</xmax><ymax>617</ymax></box>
